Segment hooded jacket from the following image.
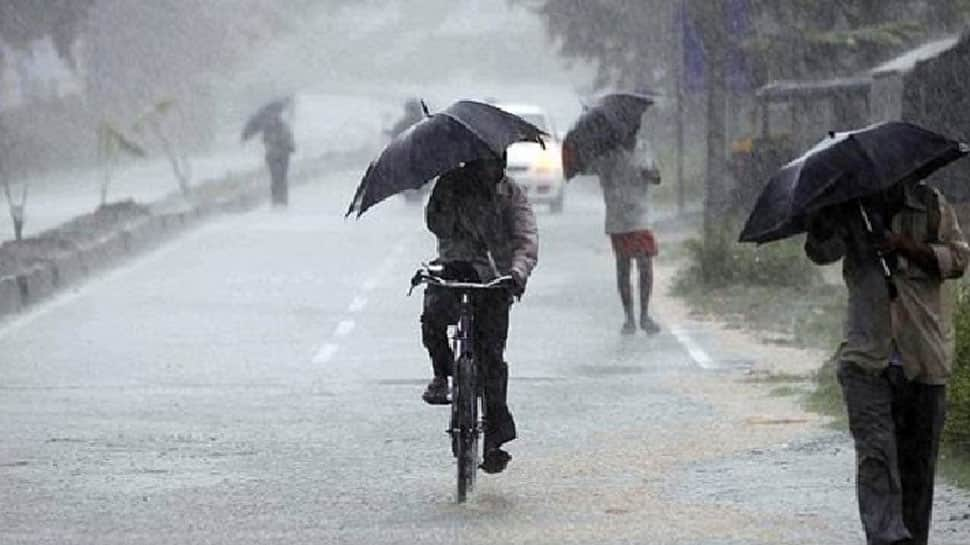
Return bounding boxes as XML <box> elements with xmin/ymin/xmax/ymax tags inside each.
<box><xmin>425</xmin><ymin>170</ymin><xmax>538</xmax><ymax>288</ymax></box>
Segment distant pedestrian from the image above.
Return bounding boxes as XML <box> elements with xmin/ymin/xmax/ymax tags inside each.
<box><xmin>590</xmin><ymin>130</ymin><xmax>661</xmax><ymax>335</ymax></box>
<box><xmin>387</xmin><ymin>98</ymin><xmax>428</xmax><ymax>204</ymax></box>
<box><xmin>262</xmin><ymin>116</ymin><xmax>295</xmax><ymax>207</ymax></box>
<box><xmin>805</xmin><ymin>181</ymin><xmax>969</xmax><ymax>545</ymax></box>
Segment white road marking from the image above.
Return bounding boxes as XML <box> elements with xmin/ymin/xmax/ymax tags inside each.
<box><xmin>313</xmin><ymin>236</ymin><xmax>415</xmax><ymax>365</ymax></box>
<box><xmin>361</xmin><ymin>277</ymin><xmax>379</xmax><ymax>292</ymax></box>
<box><xmin>334</xmin><ymin>320</ymin><xmax>356</xmax><ymax>337</ymax></box>
<box><xmin>669</xmin><ymin>325</ymin><xmax>717</xmax><ymax>369</ymax></box>
<box><xmin>313</xmin><ymin>343</ymin><xmax>339</xmax><ymax>364</ymax></box>
<box><xmin>348</xmin><ymin>296</ymin><xmax>368</xmax><ymax>313</ymax></box>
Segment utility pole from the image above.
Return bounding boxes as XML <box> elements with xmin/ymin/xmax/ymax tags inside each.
<box><xmin>690</xmin><ymin>0</ymin><xmax>728</xmax><ymax>246</ymax></box>
<box><xmin>675</xmin><ymin>0</ymin><xmax>686</xmax><ymax>216</ymax></box>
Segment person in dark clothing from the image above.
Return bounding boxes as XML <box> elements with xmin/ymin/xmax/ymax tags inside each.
<box><xmin>389</xmin><ymin>98</ymin><xmax>424</xmax><ymax>138</ymax></box>
<box><xmin>420</xmin><ymin>153</ymin><xmax>538</xmax><ymax>474</ymax></box>
<box><xmin>262</xmin><ymin>116</ymin><xmax>295</xmax><ymax>206</ymax></box>
<box><xmin>389</xmin><ymin>99</ymin><xmax>428</xmax><ymax>204</ymax></box>
<box><xmin>805</xmin><ymin>182</ymin><xmax>969</xmax><ymax>545</ymax></box>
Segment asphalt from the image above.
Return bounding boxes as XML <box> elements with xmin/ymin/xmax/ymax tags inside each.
<box><xmin>1</xmin><ymin>170</ymin><xmax>968</xmax><ymax>544</ymax></box>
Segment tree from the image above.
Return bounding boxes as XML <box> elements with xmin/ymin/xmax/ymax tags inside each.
<box><xmin>524</xmin><ymin>1</ymin><xmax>970</xmax><ymax>90</ymax></box>
<box><xmin>0</xmin><ymin>151</ymin><xmax>28</xmax><ymax>242</ymax></box>
<box><xmin>0</xmin><ymin>1</ymin><xmax>94</xmax><ymax>68</ymax></box>
<box><xmin>133</xmin><ymin>99</ymin><xmax>193</xmax><ymax>198</ymax></box>
<box><xmin>96</xmin><ymin>122</ymin><xmax>146</xmax><ymax>208</ymax></box>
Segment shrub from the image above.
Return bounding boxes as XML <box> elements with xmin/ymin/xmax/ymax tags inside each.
<box><xmin>945</xmin><ymin>284</ymin><xmax>970</xmax><ymax>451</ymax></box>
<box><xmin>674</xmin><ymin>232</ymin><xmax>821</xmax><ymax>293</ymax></box>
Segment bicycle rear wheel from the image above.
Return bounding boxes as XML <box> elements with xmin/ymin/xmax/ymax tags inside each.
<box><xmin>454</xmin><ymin>355</ymin><xmax>479</xmax><ymax>503</ymax></box>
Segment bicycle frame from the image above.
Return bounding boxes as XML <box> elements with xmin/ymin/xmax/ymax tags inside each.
<box><xmin>410</xmin><ymin>265</ymin><xmax>512</xmax><ymax>502</ymax></box>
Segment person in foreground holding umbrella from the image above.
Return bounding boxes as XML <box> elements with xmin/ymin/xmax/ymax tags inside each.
<box><xmin>346</xmin><ymin>100</ymin><xmax>543</xmax><ymax>474</ymax></box>
<box><xmin>420</xmin><ymin>152</ymin><xmax>538</xmax><ymax>474</ymax></box>
<box><xmin>740</xmin><ymin>121</ymin><xmax>970</xmax><ymax>544</ymax></box>
<box><xmin>805</xmin><ymin>182</ymin><xmax>968</xmax><ymax>545</ymax></box>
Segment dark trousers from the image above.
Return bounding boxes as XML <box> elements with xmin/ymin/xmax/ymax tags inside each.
<box><xmin>838</xmin><ymin>361</ymin><xmax>948</xmax><ymax>545</ymax></box>
<box><xmin>267</xmin><ymin>156</ymin><xmax>289</xmax><ymax>206</ymax></box>
<box><xmin>421</xmin><ymin>285</ymin><xmax>516</xmax><ymax>448</ymax></box>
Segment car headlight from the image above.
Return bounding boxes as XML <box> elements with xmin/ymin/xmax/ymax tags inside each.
<box><xmin>533</xmin><ymin>149</ymin><xmax>561</xmax><ymax>176</ymax></box>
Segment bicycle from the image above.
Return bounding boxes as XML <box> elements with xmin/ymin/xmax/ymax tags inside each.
<box><xmin>409</xmin><ymin>262</ymin><xmax>513</xmax><ymax>503</ymax></box>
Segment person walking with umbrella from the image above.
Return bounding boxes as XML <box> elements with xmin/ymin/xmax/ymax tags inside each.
<box><xmin>564</xmin><ymin>92</ymin><xmax>661</xmax><ymax>335</ymax></box>
<box><xmin>740</xmin><ymin>122</ymin><xmax>970</xmax><ymax>545</ymax></box>
<box><xmin>243</xmin><ymin>98</ymin><xmax>295</xmax><ymax>207</ymax></box>
<box><xmin>347</xmin><ymin>100</ymin><xmax>543</xmax><ymax>474</ymax></box>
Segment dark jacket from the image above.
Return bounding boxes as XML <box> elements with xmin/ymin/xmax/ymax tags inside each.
<box><xmin>426</xmin><ymin>172</ymin><xmax>538</xmax><ymax>288</ymax></box>
<box><xmin>262</xmin><ymin>119</ymin><xmax>295</xmax><ymax>161</ymax></box>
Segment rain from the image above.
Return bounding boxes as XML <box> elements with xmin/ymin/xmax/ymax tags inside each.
<box><xmin>2</xmin><ymin>1</ymin><xmax>970</xmax><ymax>543</ymax></box>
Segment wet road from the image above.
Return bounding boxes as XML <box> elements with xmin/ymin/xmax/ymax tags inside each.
<box><xmin>2</xmin><ymin>170</ymin><xmax>969</xmax><ymax>544</ymax></box>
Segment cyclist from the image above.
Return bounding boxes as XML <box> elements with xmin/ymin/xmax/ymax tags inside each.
<box><xmin>420</xmin><ymin>151</ymin><xmax>538</xmax><ymax>474</ymax></box>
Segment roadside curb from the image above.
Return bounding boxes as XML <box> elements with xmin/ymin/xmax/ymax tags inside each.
<box><xmin>0</xmin><ymin>150</ymin><xmax>362</xmax><ymax>320</ymax></box>
<box><xmin>0</xmin><ymin>274</ymin><xmax>23</xmax><ymax>315</ymax></box>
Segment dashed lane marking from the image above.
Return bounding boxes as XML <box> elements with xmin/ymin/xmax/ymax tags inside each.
<box><xmin>313</xmin><ymin>237</ymin><xmax>412</xmax><ymax>365</ymax></box>
<box><xmin>334</xmin><ymin>320</ymin><xmax>356</xmax><ymax>337</ymax></box>
<box><xmin>313</xmin><ymin>343</ymin><xmax>339</xmax><ymax>364</ymax></box>
<box><xmin>348</xmin><ymin>296</ymin><xmax>368</xmax><ymax>313</ymax></box>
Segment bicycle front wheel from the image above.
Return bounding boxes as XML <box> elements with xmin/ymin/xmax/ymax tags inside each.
<box><xmin>454</xmin><ymin>355</ymin><xmax>479</xmax><ymax>503</ymax></box>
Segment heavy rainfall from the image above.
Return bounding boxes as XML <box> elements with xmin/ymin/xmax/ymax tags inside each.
<box><xmin>2</xmin><ymin>1</ymin><xmax>970</xmax><ymax>544</ymax></box>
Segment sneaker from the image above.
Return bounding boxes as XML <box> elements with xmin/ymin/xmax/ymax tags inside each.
<box><xmin>621</xmin><ymin>320</ymin><xmax>637</xmax><ymax>335</ymax></box>
<box><xmin>480</xmin><ymin>448</ymin><xmax>511</xmax><ymax>474</ymax></box>
<box><xmin>640</xmin><ymin>315</ymin><xmax>661</xmax><ymax>335</ymax></box>
<box><xmin>421</xmin><ymin>377</ymin><xmax>450</xmax><ymax>405</ymax></box>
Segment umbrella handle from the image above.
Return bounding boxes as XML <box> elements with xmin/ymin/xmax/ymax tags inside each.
<box><xmin>857</xmin><ymin>202</ymin><xmax>893</xmax><ymax>279</ymax></box>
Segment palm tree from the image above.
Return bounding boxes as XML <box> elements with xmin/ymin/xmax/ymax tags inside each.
<box><xmin>133</xmin><ymin>98</ymin><xmax>193</xmax><ymax>197</ymax></box>
<box><xmin>97</xmin><ymin>121</ymin><xmax>146</xmax><ymax>207</ymax></box>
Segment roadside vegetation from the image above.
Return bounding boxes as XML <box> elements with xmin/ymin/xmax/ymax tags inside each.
<box><xmin>672</xmin><ymin>229</ymin><xmax>970</xmax><ymax>486</ymax></box>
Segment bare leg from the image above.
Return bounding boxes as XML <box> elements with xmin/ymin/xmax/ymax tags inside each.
<box><xmin>635</xmin><ymin>256</ymin><xmax>659</xmax><ymax>333</ymax></box>
<box><xmin>615</xmin><ymin>254</ymin><xmax>635</xmax><ymax>333</ymax></box>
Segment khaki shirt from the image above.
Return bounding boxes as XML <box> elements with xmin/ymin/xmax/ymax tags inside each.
<box><xmin>805</xmin><ymin>184</ymin><xmax>969</xmax><ymax>384</ymax></box>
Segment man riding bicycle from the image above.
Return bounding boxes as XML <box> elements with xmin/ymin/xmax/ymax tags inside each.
<box><xmin>420</xmin><ymin>151</ymin><xmax>538</xmax><ymax>474</ymax></box>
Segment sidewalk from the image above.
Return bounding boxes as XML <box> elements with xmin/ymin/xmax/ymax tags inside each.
<box><xmin>1</xmin><ymin>147</ymin><xmax>264</xmax><ymax>242</ymax></box>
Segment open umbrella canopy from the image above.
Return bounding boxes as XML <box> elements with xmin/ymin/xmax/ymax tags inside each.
<box><xmin>346</xmin><ymin>100</ymin><xmax>545</xmax><ymax>218</ymax></box>
<box><xmin>562</xmin><ymin>91</ymin><xmax>655</xmax><ymax>179</ymax></box>
<box><xmin>241</xmin><ymin>97</ymin><xmax>292</xmax><ymax>141</ymax></box>
<box><xmin>739</xmin><ymin>121</ymin><xmax>969</xmax><ymax>244</ymax></box>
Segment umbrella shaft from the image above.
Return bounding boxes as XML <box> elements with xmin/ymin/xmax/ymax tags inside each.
<box><xmin>858</xmin><ymin>202</ymin><xmax>893</xmax><ymax>278</ymax></box>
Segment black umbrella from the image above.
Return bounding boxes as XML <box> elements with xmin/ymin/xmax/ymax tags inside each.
<box><xmin>345</xmin><ymin>100</ymin><xmax>546</xmax><ymax>217</ymax></box>
<box><xmin>562</xmin><ymin>91</ymin><xmax>655</xmax><ymax>179</ymax></box>
<box><xmin>739</xmin><ymin>121</ymin><xmax>969</xmax><ymax>244</ymax></box>
<box><xmin>241</xmin><ymin>97</ymin><xmax>292</xmax><ymax>142</ymax></box>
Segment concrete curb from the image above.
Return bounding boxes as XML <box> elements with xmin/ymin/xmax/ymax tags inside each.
<box><xmin>18</xmin><ymin>263</ymin><xmax>57</xmax><ymax>306</ymax></box>
<box><xmin>51</xmin><ymin>250</ymin><xmax>87</xmax><ymax>289</ymax></box>
<box><xmin>0</xmin><ymin>275</ymin><xmax>22</xmax><ymax>315</ymax></box>
<box><xmin>0</xmin><ymin>151</ymin><xmax>356</xmax><ymax>320</ymax></box>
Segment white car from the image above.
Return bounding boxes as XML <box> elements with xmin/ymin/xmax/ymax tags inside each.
<box><xmin>496</xmin><ymin>104</ymin><xmax>566</xmax><ymax>213</ymax></box>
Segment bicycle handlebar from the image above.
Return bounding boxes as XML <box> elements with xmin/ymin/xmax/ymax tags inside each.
<box><xmin>408</xmin><ymin>266</ymin><xmax>514</xmax><ymax>296</ymax></box>
<box><xmin>418</xmin><ymin>274</ymin><xmax>513</xmax><ymax>290</ymax></box>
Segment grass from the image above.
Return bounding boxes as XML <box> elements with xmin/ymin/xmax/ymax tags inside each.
<box><xmin>940</xmin><ymin>446</ymin><xmax>970</xmax><ymax>490</ymax></box>
<box><xmin>677</xmin><ymin>282</ymin><xmax>846</xmax><ymax>350</ymax></box>
<box><xmin>672</xmin><ymin>234</ymin><xmax>970</xmax><ymax>489</ymax></box>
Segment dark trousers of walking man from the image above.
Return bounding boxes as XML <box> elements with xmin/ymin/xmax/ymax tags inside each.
<box><xmin>267</xmin><ymin>155</ymin><xmax>289</xmax><ymax>206</ymax></box>
<box><xmin>839</xmin><ymin>362</ymin><xmax>947</xmax><ymax>545</ymax></box>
